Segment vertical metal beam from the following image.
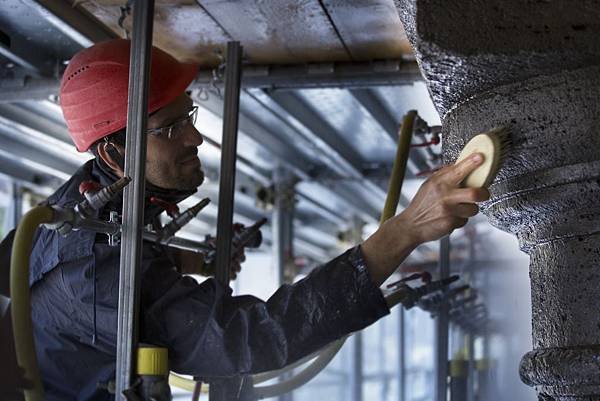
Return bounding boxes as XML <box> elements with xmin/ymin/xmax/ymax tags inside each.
<box><xmin>398</xmin><ymin>308</ymin><xmax>406</xmax><ymax>401</ymax></box>
<box><xmin>210</xmin><ymin>41</ymin><xmax>243</xmax><ymax>401</ymax></box>
<box><xmin>348</xmin><ymin>216</ymin><xmax>364</xmax><ymax>401</ymax></box>
<box><xmin>214</xmin><ymin>41</ymin><xmax>243</xmax><ymax>286</ymax></box>
<box><xmin>466</xmin><ymin>334</ymin><xmax>475</xmax><ymax>401</ymax></box>
<box><xmin>435</xmin><ymin>236</ymin><xmax>451</xmax><ymax>401</ymax></box>
<box><xmin>272</xmin><ymin>166</ymin><xmax>295</xmax><ymax>287</ymax></box>
<box><xmin>114</xmin><ymin>1</ymin><xmax>154</xmax><ymax>398</ymax></box>
<box><xmin>272</xmin><ymin>165</ymin><xmax>296</xmax><ymax>401</ymax></box>
<box><xmin>12</xmin><ymin>182</ymin><xmax>22</xmax><ymax>228</ymax></box>
<box><xmin>350</xmin><ymin>332</ymin><xmax>363</xmax><ymax>401</ymax></box>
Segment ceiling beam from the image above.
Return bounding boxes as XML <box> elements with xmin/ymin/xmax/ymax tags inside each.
<box><xmin>254</xmin><ymin>89</ymin><xmax>387</xmax><ymax>220</ymax></box>
<box><xmin>350</xmin><ymin>88</ymin><xmax>429</xmax><ymax>178</ymax></box>
<box><xmin>24</xmin><ymin>0</ymin><xmax>116</xmax><ymax>48</ymax></box>
<box><xmin>193</xmin><ymin>60</ymin><xmax>422</xmax><ymax>90</ymax></box>
<box><xmin>0</xmin><ymin>43</ymin><xmax>50</xmax><ymax>77</ymax></box>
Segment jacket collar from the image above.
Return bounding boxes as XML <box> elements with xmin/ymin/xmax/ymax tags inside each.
<box><xmin>48</xmin><ymin>158</ymin><xmax>196</xmax><ymax>224</ymax></box>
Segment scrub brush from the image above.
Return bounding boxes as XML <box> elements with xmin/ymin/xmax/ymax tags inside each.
<box><xmin>455</xmin><ymin>127</ymin><xmax>511</xmax><ymax>188</ymax></box>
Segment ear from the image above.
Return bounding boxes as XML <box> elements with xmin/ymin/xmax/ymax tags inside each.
<box><xmin>96</xmin><ymin>142</ymin><xmax>125</xmax><ymax>177</ymax></box>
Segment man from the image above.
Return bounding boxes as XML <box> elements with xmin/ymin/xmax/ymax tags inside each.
<box><xmin>26</xmin><ymin>39</ymin><xmax>488</xmax><ymax>400</ymax></box>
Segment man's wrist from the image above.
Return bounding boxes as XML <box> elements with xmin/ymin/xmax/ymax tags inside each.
<box><xmin>361</xmin><ymin>218</ymin><xmax>418</xmax><ymax>285</ymax></box>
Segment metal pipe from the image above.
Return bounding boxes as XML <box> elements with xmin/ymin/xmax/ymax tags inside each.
<box><xmin>380</xmin><ymin>110</ymin><xmax>416</xmax><ymax>224</ymax></box>
<box><xmin>398</xmin><ymin>308</ymin><xmax>406</xmax><ymax>401</ymax></box>
<box><xmin>210</xmin><ymin>41</ymin><xmax>243</xmax><ymax>401</ymax></box>
<box><xmin>351</xmin><ymin>332</ymin><xmax>363</xmax><ymax>401</ymax></box>
<box><xmin>435</xmin><ymin>236</ymin><xmax>451</xmax><ymax>401</ymax></box>
<box><xmin>0</xmin><ymin>43</ymin><xmax>46</xmax><ymax>77</ymax></box>
<box><xmin>114</xmin><ymin>0</ymin><xmax>154</xmax><ymax>398</ymax></box>
<box><xmin>272</xmin><ymin>166</ymin><xmax>296</xmax><ymax>401</ymax></box>
<box><xmin>142</xmin><ymin>232</ymin><xmax>213</xmax><ymax>254</ymax></box>
<box><xmin>214</xmin><ymin>41</ymin><xmax>243</xmax><ymax>286</ymax></box>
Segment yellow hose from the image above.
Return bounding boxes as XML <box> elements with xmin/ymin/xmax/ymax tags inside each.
<box><xmin>11</xmin><ymin>206</ymin><xmax>55</xmax><ymax>401</ymax></box>
<box><xmin>380</xmin><ymin>110</ymin><xmax>417</xmax><ymax>224</ymax></box>
<box><xmin>169</xmin><ymin>373</ymin><xmax>209</xmax><ymax>393</ymax></box>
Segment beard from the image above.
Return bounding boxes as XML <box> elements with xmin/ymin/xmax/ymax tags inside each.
<box><xmin>146</xmin><ymin>159</ymin><xmax>205</xmax><ymax>191</ymax></box>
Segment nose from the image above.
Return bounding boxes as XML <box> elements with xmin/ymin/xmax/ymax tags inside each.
<box><xmin>181</xmin><ymin>124</ymin><xmax>203</xmax><ymax>147</ymax></box>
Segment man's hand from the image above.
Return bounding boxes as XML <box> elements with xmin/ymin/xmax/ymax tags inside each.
<box><xmin>361</xmin><ymin>153</ymin><xmax>489</xmax><ymax>285</ymax></box>
<box><xmin>399</xmin><ymin>153</ymin><xmax>490</xmax><ymax>245</ymax></box>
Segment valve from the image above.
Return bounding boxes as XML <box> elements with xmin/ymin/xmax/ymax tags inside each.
<box><xmin>154</xmin><ymin>198</ymin><xmax>210</xmax><ymax>242</ymax></box>
<box><xmin>385</xmin><ymin>273</ymin><xmax>459</xmax><ymax>309</ymax></box>
<box><xmin>46</xmin><ymin>177</ymin><xmax>130</xmax><ymax>240</ymax></box>
<box><xmin>203</xmin><ymin>218</ymin><xmax>267</xmax><ymax>266</ymax></box>
<box><xmin>78</xmin><ymin>177</ymin><xmax>131</xmax><ymax>217</ymax></box>
<box><xmin>418</xmin><ymin>284</ymin><xmax>471</xmax><ymax>312</ymax></box>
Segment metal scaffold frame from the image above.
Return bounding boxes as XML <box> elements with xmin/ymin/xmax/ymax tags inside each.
<box><xmin>436</xmin><ymin>236</ymin><xmax>451</xmax><ymax>401</ymax></box>
<box><xmin>209</xmin><ymin>40</ymin><xmax>244</xmax><ymax>401</ymax></box>
<box><xmin>114</xmin><ymin>0</ymin><xmax>155</xmax><ymax>398</ymax></box>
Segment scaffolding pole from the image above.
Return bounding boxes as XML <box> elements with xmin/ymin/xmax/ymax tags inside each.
<box><xmin>435</xmin><ymin>236</ymin><xmax>451</xmax><ymax>401</ymax></box>
<box><xmin>114</xmin><ymin>0</ymin><xmax>154</xmax><ymax>398</ymax></box>
<box><xmin>398</xmin><ymin>308</ymin><xmax>406</xmax><ymax>401</ymax></box>
<box><xmin>272</xmin><ymin>165</ymin><xmax>296</xmax><ymax>401</ymax></box>
<box><xmin>209</xmin><ymin>40</ymin><xmax>243</xmax><ymax>401</ymax></box>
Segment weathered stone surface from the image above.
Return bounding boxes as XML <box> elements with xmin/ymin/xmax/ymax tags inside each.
<box><xmin>396</xmin><ymin>1</ymin><xmax>600</xmax><ymax>399</ymax></box>
<box><xmin>395</xmin><ymin>0</ymin><xmax>600</xmax><ymax>118</ymax></box>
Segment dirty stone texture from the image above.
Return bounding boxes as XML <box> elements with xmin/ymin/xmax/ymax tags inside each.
<box><xmin>395</xmin><ymin>1</ymin><xmax>600</xmax><ymax>399</ymax></box>
<box><xmin>395</xmin><ymin>0</ymin><xmax>600</xmax><ymax>118</ymax></box>
<box><xmin>441</xmin><ymin>66</ymin><xmax>600</xmax><ymax>400</ymax></box>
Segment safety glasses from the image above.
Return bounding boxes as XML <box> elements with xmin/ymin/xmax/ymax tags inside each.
<box><xmin>146</xmin><ymin>106</ymin><xmax>199</xmax><ymax>140</ymax></box>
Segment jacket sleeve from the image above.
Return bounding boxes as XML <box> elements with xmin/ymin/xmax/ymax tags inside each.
<box><xmin>141</xmin><ymin>246</ymin><xmax>390</xmax><ymax>377</ymax></box>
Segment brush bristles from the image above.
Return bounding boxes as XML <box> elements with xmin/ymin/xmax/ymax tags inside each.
<box><xmin>456</xmin><ymin>126</ymin><xmax>512</xmax><ymax>188</ymax></box>
<box><xmin>488</xmin><ymin>126</ymin><xmax>511</xmax><ymax>168</ymax></box>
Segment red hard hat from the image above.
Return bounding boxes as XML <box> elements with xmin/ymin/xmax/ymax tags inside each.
<box><xmin>60</xmin><ymin>39</ymin><xmax>199</xmax><ymax>152</ymax></box>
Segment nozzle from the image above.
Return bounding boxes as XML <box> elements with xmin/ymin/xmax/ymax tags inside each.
<box><xmin>412</xmin><ymin>274</ymin><xmax>459</xmax><ymax>299</ymax></box>
<box><xmin>77</xmin><ymin>177</ymin><xmax>131</xmax><ymax>216</ymax></box>
<box><xmin>156</xmin><ymin>198</ymin><xmax>211</xmax><ymax>241</ymax></box>
<box><xmin>234</xmin><ymin>218</ymin><xmax>267</xmax><ymax>249</ymax></box>
<box><xmin>188</xmin><ymin>198</ymin><xmax>211</xmax><ymax>217</ymax></box>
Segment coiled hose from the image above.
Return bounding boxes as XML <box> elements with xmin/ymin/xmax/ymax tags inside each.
<box><xmin>10</xmin><ymin>206</ymin><xmax>56</xmax><ymax>401</ymax></box>
<box><xmin>169</xmin><ymin>110</ymin><xmax>418</xmax><ymax>399</ymax></box>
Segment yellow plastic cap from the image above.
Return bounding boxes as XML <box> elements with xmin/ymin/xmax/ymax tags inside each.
<box><xmin>137</xmin><ymin>346</ymin><xmax>169</xmax><ymax>376</ymax></box>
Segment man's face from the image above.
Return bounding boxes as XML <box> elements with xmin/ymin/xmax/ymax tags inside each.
<box><xmin>145</xmin><ymin>94</ymin><xmax>204</xmax><ymax>190</ymax></box>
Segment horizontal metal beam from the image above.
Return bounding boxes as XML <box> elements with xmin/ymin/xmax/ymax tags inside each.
<box><xmin>350</xmin><ymin>88</ymin><xmax>427</xmax><ymax>179</ymax></box>
<box><xmin>0</xmin><ymin>149</ymin><xmax>64</xmax><ymax>190</ymax></box>
<box><xmin>194</xmin><ymin>60</ymin><xmax>423</xmax><ymax>90</ymax></box>
<box><xmin>0</xmin><ymin>43</ymin><xmax>49</xmax><ymax>76</ymax></box>
<box><xmin>196</xmin><ymin>93</ymin><xmax>312</xmax><ymax>179</ymax></box>
<box><xmin>0</xmin><ymin>124</ymin><xmax>81</xmax><ymax>180</ymax></box>
<box><xmin>25</xmin><ymin>0</ymin><xmax>116</xmax><ymax>48</ymax></box>
<box><xmin>0</xmin><ymin>77</ymin><xmax>60</xmax><ymax>103</ymax></box>
<box><xmin>195</xmin><ymin>92</ymin><xmax>374</xmax><ymax>225</ymax></box>
<box><xmin>261</xmin><ymin>90</ymin><xmax>386</xmax><ymax>218</ymax></box>
<box><xmin>0</xmin><ymin>60</ymin><xmax>423</xmax><ymax>102</ymax></box>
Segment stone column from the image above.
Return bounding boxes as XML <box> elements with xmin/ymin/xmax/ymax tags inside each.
<box><xmin>395</xmin><ymin>1</ymin><xmax>600</xmax><ymax>399</ymax></box>
<box><xmin>444</xmin><ymin>66</ymin><xmax>600</xmax><ymax>401</ymax></box>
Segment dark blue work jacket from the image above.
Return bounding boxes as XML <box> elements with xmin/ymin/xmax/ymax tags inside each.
<box><xmin>28</xmin><ymin>159</ymin><xmax>389</xmax><ymax>401</ymax></box>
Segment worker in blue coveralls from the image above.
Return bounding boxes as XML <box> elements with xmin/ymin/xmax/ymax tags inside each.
<box><xmin>20</xmin><ymin>39</ymin><xmax>488</xmax><ymax>400</ymax></box>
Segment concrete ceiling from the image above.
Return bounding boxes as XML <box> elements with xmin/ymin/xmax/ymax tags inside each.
<box><xmin>73</xmin><ymin>0</ymin><xmax>415</xmax><ymax>66</ymax></box>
